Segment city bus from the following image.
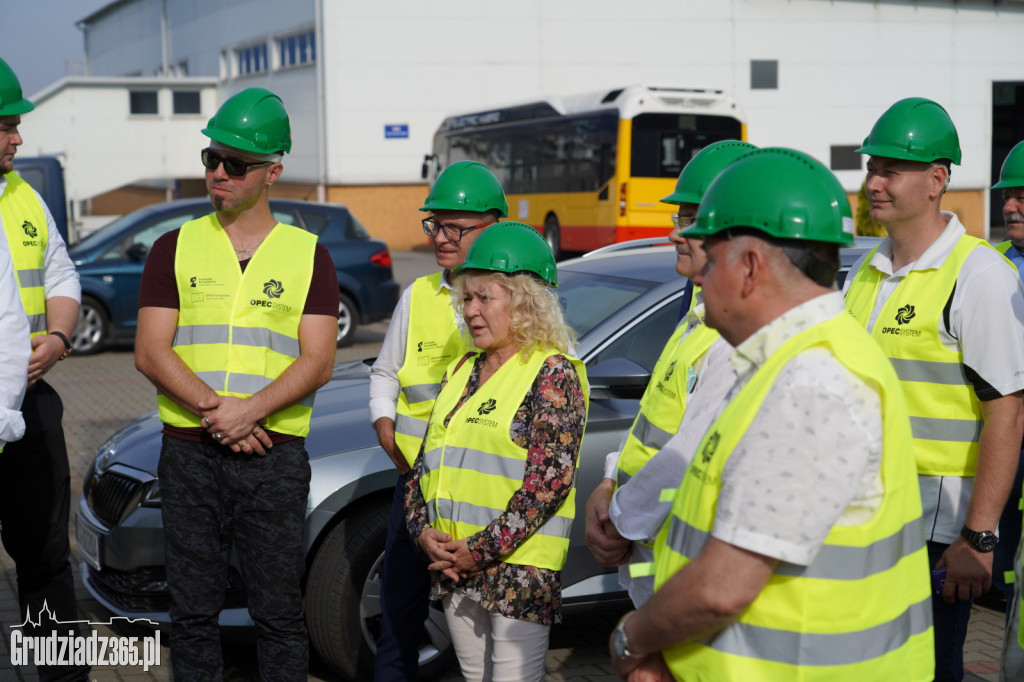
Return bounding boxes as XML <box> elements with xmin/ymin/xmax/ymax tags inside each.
<box><xmin>422</xmin><ymin>84</ymin><xmax>747</xmax><ymax>256</ymax></box>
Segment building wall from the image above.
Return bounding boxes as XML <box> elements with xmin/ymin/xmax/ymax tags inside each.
<box><xmin>321</xmin><ymin>0</ymin><xmax>1024</xmax><ymax>203</ymax></box>
<box><xmin>77</xmin><ymin>0</ymin><xmax>1024</xmax><ymax>243</ymax></box>
<box><xmin>83</xmin><ymin>0</ymin><xmax>322</xmax><ymax>182</ymax></box>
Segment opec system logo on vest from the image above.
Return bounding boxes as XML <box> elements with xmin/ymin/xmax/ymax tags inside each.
<box><xmin>251</xmin><ymin>278</ymin><xmax>292</xmax><ymax>312</ymax></box>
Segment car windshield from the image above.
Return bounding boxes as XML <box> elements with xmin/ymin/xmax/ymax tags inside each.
<box><xmin>557</xmin><ymin>269</ymin><xmax>663</xmax><ymax>338</ymax></box>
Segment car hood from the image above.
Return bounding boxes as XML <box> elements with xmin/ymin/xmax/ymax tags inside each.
<box><xmin>95</xmin><ymin>360</ymin><xmax>381</xmax><ymax>477</ymax></box>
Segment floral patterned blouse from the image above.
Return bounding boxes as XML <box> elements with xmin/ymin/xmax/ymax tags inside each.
<box><xmin>405</xmin><ymin>352</ymin><xmax>587</xmax><ymax>625</ymax></box>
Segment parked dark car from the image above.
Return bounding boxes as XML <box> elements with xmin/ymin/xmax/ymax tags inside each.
<box><xmin>67</xmin><ymin>197</ymin><xmax>400</xmax><ymax>353</ymax></box>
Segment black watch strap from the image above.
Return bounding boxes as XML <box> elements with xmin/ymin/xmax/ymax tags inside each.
<box><xmin>960</xmin><ymin>524</ymin><xmax>998</xmax><ymax>553</ymax></box>
<box><xmin>49</xmin><ymin>331</ymin><xmax>73</xmax><ymax>360</ymax></box>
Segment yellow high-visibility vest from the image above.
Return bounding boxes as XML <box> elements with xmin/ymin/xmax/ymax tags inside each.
<box><xmin>845</xmin><ymin>235</ymin><xmax>999</xmax><ymax>476</ymax></box>
<box><xmin>615</xmin><ymin>306</ymin><xmax>718</xmax><ymax>490</ymax></box>
<box><xmin>156</xmin><ymin>215</ymin><xmax>317</xmax><ymax>436</ymax></box>
<box><xmin>394</xmin><ymin>272</ymin><xmax>464</xmax><ymax>466</ymax></box>
<box><xmin>420</xmin><ymin>348</ymin><xmax>588</xmax><ymax>570</ymax></box>
<box><xmin>0</xmin><ymin>172</ymin><xmax>48</xmax><ymax>336</ymax></box>
<box><xmin>653</xmin><ymin>311</ymin><xmax>933</xmax><ymax>680</ymax></box>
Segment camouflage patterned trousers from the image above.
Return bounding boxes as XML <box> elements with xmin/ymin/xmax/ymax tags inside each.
<box><xmin>158</xmin><ymin>435</ymin><xmax>311</xmax><ymax>681</ymax></box>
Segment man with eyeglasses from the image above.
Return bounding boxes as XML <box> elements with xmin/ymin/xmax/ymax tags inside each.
<box><xmin>136</xmin><ymin>87</ymin><xmax>339</xmax><ymax>680</ymax></box>
<box><xmin>370</xmin><ymin>159</ymin><xmax>507</xmax><ymax>680</ymax></box>
<box><xmin>0</xmin><ymin>56</ymin><xmax>88</xmax><ymax>681</ymax></box>
<box><xmin>584</xmin><ymin>141</ymin><xmax>752</xmax><ymax>607</ymax></box>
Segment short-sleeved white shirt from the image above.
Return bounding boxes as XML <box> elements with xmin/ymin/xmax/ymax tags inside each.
<box><xmin>0</xmin><ymin>174</ymin><xmax>81</xmax><ymax>303</ymax></box>
<box><xmin>709</xmin><ymin>292</ymin><xmax>885</xmax><ymax>566</ymax></box>
<box><xmin>843</xmin><ymin>212</ymin><xmax>1024</xmax><ymax>543</ymax></box>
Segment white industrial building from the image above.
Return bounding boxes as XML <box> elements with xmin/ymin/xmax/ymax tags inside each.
<box><xmin>18</xmin><ymin>0</ymin><xmax>1024</xmax><ymax>246</ymax></box>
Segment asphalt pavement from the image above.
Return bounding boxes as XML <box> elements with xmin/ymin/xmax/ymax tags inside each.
<box><xmin>0</xmin><ymin>248</ymin><xmax>1009</xmax><ymax>681</ymax></box>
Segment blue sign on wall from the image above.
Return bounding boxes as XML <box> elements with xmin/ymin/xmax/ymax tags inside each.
<box><xmin>385</xmin><ymin>124</ymin><xmax>409</xmax><ymax>139</ymax></box>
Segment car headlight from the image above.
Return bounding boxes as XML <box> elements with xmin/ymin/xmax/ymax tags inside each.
<box><xmin>94</xmin><ymin>436</ymin><xmax>119</xmax><ymax>475</ymax></box>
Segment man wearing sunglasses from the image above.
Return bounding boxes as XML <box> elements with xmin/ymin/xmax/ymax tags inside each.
<box><xmin>136</xmin><ymin>87</ymin><xmax>339</xmax><ymax>680</ymax></box>
<box><xmin>370</xmin><ymin>160</ymin><xmax>507</xmax><ymax>680</ymax></box>
<box><xmin>0</xmin><ymin>56</ymin><xmax>87</xmax><ymax>681</ymax></box>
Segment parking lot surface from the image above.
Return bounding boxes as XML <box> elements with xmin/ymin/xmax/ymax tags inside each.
<box><xmin>0</xmin><ymin>249</ymin><xmax>1008</xmax><ymax>681</ymax></box>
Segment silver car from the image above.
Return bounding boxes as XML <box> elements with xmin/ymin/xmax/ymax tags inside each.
<box><xmin>75</xmin><ymin>244</ymin><xmax>692</xmax><ymax>680</ymax></box>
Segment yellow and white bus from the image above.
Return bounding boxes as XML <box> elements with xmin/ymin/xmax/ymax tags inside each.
<box><xmin>423</xmin><ymin>84</ymin><xmax>746</xmax><ymax>256</ymax></box>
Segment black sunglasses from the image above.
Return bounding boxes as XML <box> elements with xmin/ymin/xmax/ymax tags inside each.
<box><xmin>201</xmin><ymin>148</ymin><xmax>274</xmax><ymax>177</ymax></box>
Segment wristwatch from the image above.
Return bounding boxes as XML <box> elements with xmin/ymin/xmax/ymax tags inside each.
<box><xmin>612</xmin><ymin>611</ymin><xmax>644</xmax><ymax>661</ymax></box>
<box><xmin>960</xmin><ymin>524</ymin><xmax>998</xmax><ymax>553</ymax></box>
<box><xmin>49</xmin><ymin>331</ymin><xmax>73</xmax><ymax>360</ymax></box>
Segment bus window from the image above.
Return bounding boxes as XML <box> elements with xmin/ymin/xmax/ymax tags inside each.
<box><xmin>631</xmin><ymin>113</ymin><xmax>743</xmax><ymax>178</ymax></box>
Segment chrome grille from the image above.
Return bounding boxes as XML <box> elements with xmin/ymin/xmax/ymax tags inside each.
<box><xmin>87</xmin><ymin>471</ymin><xmax>144</xmax><ymax>527</ymax></box>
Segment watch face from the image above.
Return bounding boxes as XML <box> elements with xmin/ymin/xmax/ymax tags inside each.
<box><xmin>613</xmin><ymin>628</ymin><xmax>627</xmax><ymax>658</ymax></box>
<box><xmin>977</xmin><ymin>533</ymin><xmax>998</xmax><ymax>552</ymax></box>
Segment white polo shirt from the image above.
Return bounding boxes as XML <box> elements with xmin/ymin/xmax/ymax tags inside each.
<box><xmin>843</xmin><ymin>211</ymin><xmax>1024</xmax><ymax>544</ymax></box>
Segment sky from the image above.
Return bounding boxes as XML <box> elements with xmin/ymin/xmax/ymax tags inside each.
<box><xmin>3</xmin><ymin>1</ymin><xmax>111</xmax><ymax>98</ymax></box>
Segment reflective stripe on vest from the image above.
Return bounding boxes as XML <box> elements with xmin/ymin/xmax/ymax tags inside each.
<box><xmin>615</xmin><ymin>305</ymin><xmax>719</xmax><ymax>488</ymax></box>
<box><xmin>845</xmin><ymin>235</ymin><xmax>996</xmax><ymax>476</ymax></box>
<box><xmin>394</xmin><ymin>272</ymin><xmax>464</xmax><ymax>466</ymax></box>
<box><xmin>652</xmin><ymin>312</ymin><xmax>933</xmax><ymax>680</ymax></box>
<box><xmin>420</xmin><ymin>347</ymin><xmax>589</xmax><ymax>570</ymax></box>
<box><xmin>156</xmin><ymin>215</ymin><xmax>317</xmax><ymax>436</ymax></box>
<box><xmin>1</xmin><ymin>172</ymin><xmax>48</xmax><ymax>336</ymax></box>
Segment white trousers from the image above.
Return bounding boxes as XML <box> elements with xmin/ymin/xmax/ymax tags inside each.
<box><xmin>1001</xmin><ymin>536</ymin><xmax>1024</xmax><ymax>681</ymax></box>
<box><xmin>443</xmin><ymin>590</ymin><xmax>551</xmax><ymax>682</ymax></box>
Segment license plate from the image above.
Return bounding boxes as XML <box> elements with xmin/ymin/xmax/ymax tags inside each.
<box><xmin>75</xmin><ymin>513</ymin><xmax>102</xmax><ymax>571</ymax></box>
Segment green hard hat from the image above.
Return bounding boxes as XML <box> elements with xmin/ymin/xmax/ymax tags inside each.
<box><xmin>684</xmin><ymin>147</ymin><xmax>855</xmax><ymax>246</ymax></box>
<box><xmin>0</xmin><ymin>58</ymin><xmax>34</xmax><ymax>117</ymax></box>
<box><xmin>993</xmin><ymin>140</ymin><xmax>1024</xmax><ymax>189</ymax></box>
<box><xmin>857</xmin><ymin>97</ymin><xmax>961</xmax><ymax>165</ymax></box>
<box><xmin>420</xmin><ymin>161</ymin><xmax>508</xmax><ymax>217</ymax></box>
<box><xmin>455</xmin><ymin>221</ymin><xmax>557</xmax><ymax>285</ymax></box>
<box><xmin>202</xmin><ymin>88</ymin><xmax>291</xmax><ymax>155</ymax></box>
<box><xmin>661</xmin><ymin>140</ymin><xmax>757</xmax><ymax>205</ymax></box>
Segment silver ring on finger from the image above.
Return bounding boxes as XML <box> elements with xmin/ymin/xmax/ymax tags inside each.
<box><xmin>213</xmin><ymin>432</ymin><xmax>223</xmax><ymax>442</ymax></box>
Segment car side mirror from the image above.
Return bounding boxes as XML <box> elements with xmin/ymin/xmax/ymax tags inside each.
<box><xmin>126</xmin><ymin>243</ymin><xmax>149</xmax><ymax>261</ymax></box>
<box><xmin>587</xmin><ymin>357</ymin><xmax>651</xmax><ymax>399</ymax></box>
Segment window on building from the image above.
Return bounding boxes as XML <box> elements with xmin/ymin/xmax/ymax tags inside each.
<box><xmin>236</xmin><ymin>43</ymin><xmax>269</xmax><ymax>77</ymax></box>
<box><xmin>129</xmin><ymin>91</ymin><xmax>158</xmax><ymax>115</ymax></box>
<box><xmin>278</xmin><ymin>30</ymin><xmax>316</xmax><ymax>69</ymax></box>
<box><xmin>173</xmin><ymin>91</ymin><xmax>201</xmax><ymax>115</ymax></box>
<box><xmin>750</xmin><ymin>60</ymin><xmax>778</xmax><ymax>90</ymax></box>
<box><xmin>830</xmin><ymin>145</ymin><xmax>862</xmax><ymax>171</ymax></box>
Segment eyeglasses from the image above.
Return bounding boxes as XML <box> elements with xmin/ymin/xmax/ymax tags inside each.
<box><xmin>421</xmin><ymin>218</ymin><xmax>493</xmax><ymax>243</ymax></box>
<box><xmin>201</xmin><ymin>148</ymin><xmax>273</xmax><ymax>177</ymax></box>
<box><xmin>671</xmin><ymin>214</ymin><xmax>697</xmax><ymax>229</ymax></box>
